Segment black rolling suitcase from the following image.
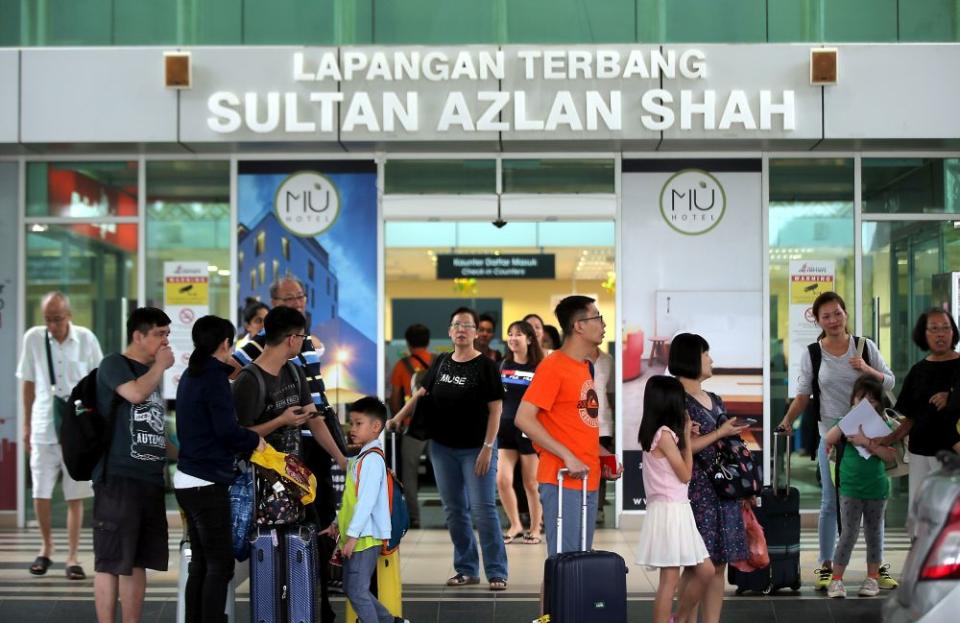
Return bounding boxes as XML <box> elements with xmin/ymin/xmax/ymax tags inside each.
<box><xmin>729</xmin><ymin>430</ymin><xmax>802</xmax><ymax>594</ymax></box>
<box><xmin>542</xmin><ymin>469</ymin><xmax>628</xmax><ymax>623</ymax></box>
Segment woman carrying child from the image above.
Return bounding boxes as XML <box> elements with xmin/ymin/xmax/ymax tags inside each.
<box><xmin>821</xmin><ymin>375</ymin><xmax>898</xmax><ymax>598</ymax></box>
<box><xmin>635</xmin><ymin>376</ymin><xmax>715</xmax><ymax>623</ymax></box>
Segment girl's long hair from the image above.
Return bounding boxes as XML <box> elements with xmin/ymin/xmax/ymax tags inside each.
<box><xmin>503</xmin><ymin>320</ymin><xmax>545</xmax><ymax>367</ymax></box>
<box><xmin>187</xmin><ymin>315</ymin><xmax>236</xmax><ymax>377</ymax></box>
<box><xmin>637</xmin><ymin>375</ymin><xmax>687</xmax><ymax>452</ymax></box>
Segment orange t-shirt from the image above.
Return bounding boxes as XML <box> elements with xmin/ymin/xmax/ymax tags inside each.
<box><xmin>522</xmin><ymin>350</ymin><xmax>600</xmax><ymax>491</ymax></box>
<box><xmin>389</xmin><ymin>348</ymin><xmax>433</xmax><ymax>403</ymax></box>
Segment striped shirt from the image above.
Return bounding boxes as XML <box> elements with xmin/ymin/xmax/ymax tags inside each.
<box><xmin>233</xmin><ymin>331</ymin><xmax>330</xmax><ymax>407</ymax></box>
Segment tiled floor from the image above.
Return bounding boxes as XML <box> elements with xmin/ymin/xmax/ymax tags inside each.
<box><xmin>0</xmin><ymin>522</ymin><xmax>901</xmax><ymax>622</ymax></box>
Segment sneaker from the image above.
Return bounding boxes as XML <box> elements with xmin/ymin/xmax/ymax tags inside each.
<box><xmin>858</xmin><ymin>577</ymin><xmax>880</xmax><ymax>597</ymax></box>
<box><xmin>814</xmin><ymin>566</ymin><xmax>833</xmax><ymax>591</ymax></box>
<box><xmin>878</xmin><ymin>563</ymin><xmax>899</xmax><ymax>590</ymax></box>
<box><xmin>827</xmin><ymin>579</ymin><xmax>846</xmax><ymax>598</ymax></box>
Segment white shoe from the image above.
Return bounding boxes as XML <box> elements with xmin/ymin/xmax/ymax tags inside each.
<box><xmin>827</xmin><ymin>579</ymin><xmax>846</xmax><ymax>598</ymax></box>
<box><xmin>858</xmin><ymin>577</ymin><xmax>880</xmax><ymax>597</ymax></box>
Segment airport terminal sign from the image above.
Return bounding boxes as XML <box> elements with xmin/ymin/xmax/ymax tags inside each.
<box><xmin>437</xmin><ymin>254</ymin><xmax>555</xmax><ymax>279</ymax></box>
<box><xmin>204</xmin><ymin>47</ymin><xmax>797</xmax><ymax>138</ymax></box>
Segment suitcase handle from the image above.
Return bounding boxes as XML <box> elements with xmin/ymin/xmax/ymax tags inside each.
<box><xmin>556</xmin><ymin>468</ymin><xmax>589</xmax><ymax>555</ymax></box>
<box><xmin>772</xmin><ymin>428</ymin><xmax>791</xmax><ymax>495</ymax></box>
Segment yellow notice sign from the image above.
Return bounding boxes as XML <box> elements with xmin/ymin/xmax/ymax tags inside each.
<box><xmin>165</xmin><ymin>276</ymin><xmax>209</xmax><ymax>305</ymax></box>
<box><xmin>790</xmin><ymin>274</ymin><xmax>833</xmax><ymax>305</ymax></box>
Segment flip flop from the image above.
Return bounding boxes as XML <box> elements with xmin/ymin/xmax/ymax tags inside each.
<box><xmin>65</xmin><ymin>565</ymin><xmax>86</xmax><ymax>580</ymax></box>
<box><xmin>521</xmin><ymin>534</ymin><xmax>542</xmax><ymax>545</ymax></box>
<box><xmin>489</xmin><ymin>578</ymin><xmax>508</xmax><ymax>591</ymax></box>
<box><xmin>502</xmin><ymin>532</ymin><xmax>524</xmax><ymax>544</ymax></box>
<box><xmin>29</xmin><ymin>556</ymin><xmax>52</xmax><ymax>576</ymax></box>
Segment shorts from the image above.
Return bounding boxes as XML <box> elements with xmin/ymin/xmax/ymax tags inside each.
<box><xmin>30</xmin><ymin>443</ymin><xmax>93</xmax><ymax>501</ymax></box>
<box><xmin>93</xmin><ymin>476</ymin><xmax>169</xmax><ymax>575</ymax></box>
<box><xmin>540</xmin><ymin>483</ymin><xmax>598</xmax><ymax>556</ymax></box>
<box><xmin>497</xmin><ymin>418</ymin><xmax>536</xmax><ymax>455</ymax></box>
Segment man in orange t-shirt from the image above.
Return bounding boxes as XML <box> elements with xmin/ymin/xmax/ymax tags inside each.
<box><xmin>388</xmin><ymin>323</ymin><xmax>432</xmax><ymax>529</ymax></box>
<box><xmin>516</xmin><ymin>296</ymin><xmax>621</xmax><ymax>555</ymax></box>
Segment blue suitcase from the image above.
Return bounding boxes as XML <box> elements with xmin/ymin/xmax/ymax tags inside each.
<box><xmin>250</xmin><ymin>527</ymin><xmax>284</xmax><ymax>623</ymax></box>
<box><xmin>285</xmin><ymin>524</ymin><xmax>318</xmax><ymax>623</ymax></box>
<box><xmin>542</xmin><ymin>469</ymin><xmax>628</xmax><ymax>623</ymax></box>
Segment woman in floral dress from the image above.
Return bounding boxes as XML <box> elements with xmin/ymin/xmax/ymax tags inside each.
<box><xmin>667</xmin><ymin>333</ymin><xmax>750</xmax><ymax>623</ymax></box>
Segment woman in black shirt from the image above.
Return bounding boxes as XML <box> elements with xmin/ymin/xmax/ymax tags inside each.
<box><xmin>497</xmin><ymin>320</ymin><xmax>544</xmax><ymax>545</ymax></box>
<box><xmin>881</xmin><ymin>308</ymin><xmax>960</xmax><ymax>536</ymax></box>
<box><xmin>388</xmin><ymin>307</ymin><xmax>508</xmax><ymax>590</ymax></box>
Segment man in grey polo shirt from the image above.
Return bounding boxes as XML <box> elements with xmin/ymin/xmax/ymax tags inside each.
<box><xmin>16</xmin><ymin>291</ymin><xmax>103</xmax><ymax>579</ymax></box>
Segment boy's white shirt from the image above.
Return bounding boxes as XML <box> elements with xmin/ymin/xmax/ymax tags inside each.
<box><xmin>344</xmin><ymin>437</ymin><xmax>392</xmax><ymax>540</ymax></box>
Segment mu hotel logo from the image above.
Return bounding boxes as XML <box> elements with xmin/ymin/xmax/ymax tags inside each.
<box><xmin>659</xmin><ymin>168</ymin><xmax>726</xmax><ymax>236</ymax></box>
<box><xmin>274</xmin><ymin>171</ymin><xmax>340</xmax><ymax>237</ymax></box>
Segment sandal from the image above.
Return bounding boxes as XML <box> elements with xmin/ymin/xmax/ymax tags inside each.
<box><xmin>446</xmin><ymin>573</ymin><xmax>480</xmax><ymax>587</ymax></box>
<box><xmin>489</xmin><ymin>578</ymin><xmax>508</xmax><ymax>591</ymax></box>
<box><xmin>29</xmin><ymin>556</ymin><xmax>52</xmax><ymax>576</ymax></box>
<box><xmin>65</xmin><ymin>564</ymin><xmax>86</xmax><ymax>580</ymax></box>
<box><xmin>522</xmin><ymin>534</ymin><xmax>542</xmax><ymax>545</ymax></box>
<box><xmin>502</xmin><ymin>531</ymin><xmax>524</xmax><ymax>544</ymax></box>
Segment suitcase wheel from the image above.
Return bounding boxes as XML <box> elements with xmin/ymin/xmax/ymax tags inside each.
<box><xmin>761</xmin><ymin>583</ymin><xmax>773</xmax><ymax>595</ymax></box>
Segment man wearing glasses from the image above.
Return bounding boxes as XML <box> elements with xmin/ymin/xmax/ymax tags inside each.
<box><xmin>515</xmin><ymin>295</ymin><xmax>622</xmax><ymax>557</ymax></box>
<box><xmin>232</xmin><ymin>279</ymin><xmax>346</xmax><ymax>623</ymax></box>
<box><xmin>17</xmin><ymin>291</ymin><xmax>103</xmax><ymax>580</ymax></box>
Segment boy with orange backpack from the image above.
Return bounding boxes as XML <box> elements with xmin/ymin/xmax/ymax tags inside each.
<box><xmin>323</xmin><ymin>397</ymin><xmax>409</xmax><ymax>623</ymax></box>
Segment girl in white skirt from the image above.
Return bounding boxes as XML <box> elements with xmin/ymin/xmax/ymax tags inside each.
<box><xmin>636</xmin><ymin>376</ymin><xmax>715</xmax><ymax>623</ymax></box>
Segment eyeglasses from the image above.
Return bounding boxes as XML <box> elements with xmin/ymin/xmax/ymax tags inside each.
<box><xmin>450</xmin><ymin>322</ymin><xmax>477</xmax><ymax>330</ymax></box>
<box><xmin>276</xmin><ymin>294</ymin><xmax>307</xmax><ymax>304</ymax></box>
<box><xmin>577</xmin><ymin>314</ymin><xmax>604</xmax><ymax>324</ymax></box>
<box><xmin>926</xmin><ymin>325</ymin><xmax>953</xmax><ymax>334</ymax></box>
<box><xmin>287</xmin><ymin>333</ymin><xmax>309</xmax><ymax>340</ymax></box>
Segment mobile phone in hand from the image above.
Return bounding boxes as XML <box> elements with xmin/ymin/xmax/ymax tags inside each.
<box><xmin>739</xmin><ymin>418</ymin><xmax>758</xmax><ymax>426</ymax></box>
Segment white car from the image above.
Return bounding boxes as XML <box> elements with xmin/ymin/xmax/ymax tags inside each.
<box><xmin>884</xmin><ymin>452</ymin><xmax>960</xmax><ymax>623</ymax></box>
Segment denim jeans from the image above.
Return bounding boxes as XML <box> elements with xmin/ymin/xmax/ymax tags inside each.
<box><xmin>429</xmin><ymin>441</ymin><xmax>508</xmax><ymax>580</ymax></box>
<box><xmin>175</xmin><ymin>484</ymin><xmax>234</xmax><ymax>623</ymax></box>
<box><xmin>539</xmin><ymin>483</ymin><xmax>598</xmax><ymax>556</ymax></box>
<box><xmin>819</xmin><ymin>436</ymin><xmax>885</xmax><ymax>565</ymax></box>
<box><xmin>343</xmin><ymin>547</ymin><xmax>395</xmax><ymax>623</ymax></box>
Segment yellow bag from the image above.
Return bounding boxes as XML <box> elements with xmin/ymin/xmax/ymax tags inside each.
<box><xmin>250</xmin><ymin>444</ymin><xmax>318</xmax><ymax>505</ymax></box>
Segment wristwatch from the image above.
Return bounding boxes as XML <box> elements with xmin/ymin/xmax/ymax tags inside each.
<box><xmin>482</xmin><ymin>441</ymin><xmax>495</xmax><ymax>450</ymax></box>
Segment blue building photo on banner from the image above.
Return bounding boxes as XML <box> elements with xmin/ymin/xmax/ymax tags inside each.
<box><xmin>237</xmin><ymin>161</ymin><xmax>378</xmax><ymax>401</ymax></box>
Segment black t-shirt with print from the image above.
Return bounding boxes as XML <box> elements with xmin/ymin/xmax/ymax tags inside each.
<box><xmin>422</xmin><ymin>353</ymin><xmax>505</xmax><ymax>449</ymax></box>
<box><xmin>500</xmin><ymin>360</ymin><xmax>537</xmax><ymax>421</ymax></box>
<box><xmin>232</xmin><ymin>362</ymin><xmax>313</xmax><ymax>452</ymax></box>
<box><xmin>95</xmin><ymin>354</ymin><xmax>167</xmax><ymax>486</ymax></box>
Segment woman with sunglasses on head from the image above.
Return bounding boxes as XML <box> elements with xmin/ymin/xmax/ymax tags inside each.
<box><xmin>387</xmin><ymin>307</ymin><xmax>508</xmax><ymax>591</ymax></box>
<box><xmin>175</xmin><ymin>315</ymin><xmax>265</xmax><ymax>623</ymax></box>
<box><xmin>497</xmin><ymin>320</ymin><xmax>545</xmax><ymax>545</ymax></box>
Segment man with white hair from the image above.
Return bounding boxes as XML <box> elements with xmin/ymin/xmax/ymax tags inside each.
<box><xmin>16</xmin><ymin>291</ymin><xmax>103</xmax><ymax>579</ymax></box>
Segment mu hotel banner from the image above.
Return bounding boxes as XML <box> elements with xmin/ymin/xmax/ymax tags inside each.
<box><xmin>237</xmin><ymin>161</ymin><xmax>378</xmax><ymax>400</ymax></box>
<box><xmin>620</xmin><ymin>160</ymin><xmax>764</xmax><ymax>511</ymax></box>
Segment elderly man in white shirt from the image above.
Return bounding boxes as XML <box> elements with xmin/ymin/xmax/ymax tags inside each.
<box><xmin>16</xmin><ymin>291</ymin><xmax>103</xmax><ymax>580</ymax></box>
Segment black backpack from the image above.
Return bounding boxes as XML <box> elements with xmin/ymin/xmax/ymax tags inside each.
<box><xmin>60</xmin><ymin>357</ymin><xmax>136</xmax><ymax>482</ymax></box>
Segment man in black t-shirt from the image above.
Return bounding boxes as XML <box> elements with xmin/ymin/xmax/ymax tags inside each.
<box><xmin>93</xmin><ymin>307</ymin><xmax>174</xmax><ymax>623</ymax></box>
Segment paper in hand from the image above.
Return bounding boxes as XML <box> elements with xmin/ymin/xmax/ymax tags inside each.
<box><xmin>838</xmin><ymin>398</ymin><xmax>889</xmax><ymax>460</ymax></box>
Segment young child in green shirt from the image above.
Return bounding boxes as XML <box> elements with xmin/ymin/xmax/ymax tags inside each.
<box><xmin>322</xmin><ymin>397</ymin><xmax>407</xmax><ymax>623</ymax></box>
<box><xmin>822</xmin><ymin>375</ymin><xmax>898</xmax><ymax>599</ymax></box>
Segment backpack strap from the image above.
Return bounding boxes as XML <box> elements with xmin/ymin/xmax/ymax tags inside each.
<box><xmin>355</xmin><ymin>447</ymin><xmax>392</xmax><ymax>511</ymax></box>
<box><xmin>284</xmin><ymin>360</ymin><xmax>303</xmax><ymax>398</ymax></box>
<box><xmin>409</xmin><ymin>353</ymin><xmax>430</xmax><ymax>370</ymax></box>
<box><xmin>854</xmin><ymin>335</ymin><xmax>872</xmax><ymax>368</ymax></box>
<box><xmin>808</xmin><ymin>342</ymin><xmax>822</xmax><ymax>421</ymax></box>
<box><xmin>239</xmin><ymin>364</ymin><xmax>269</xmax><ymax>414</ymax></box>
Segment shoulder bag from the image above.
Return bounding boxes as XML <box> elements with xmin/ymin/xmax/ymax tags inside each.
<box><xmin>406</xmin><ymin>353</ymin><xmax>448</xmax><ymax>441</ymax></box>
